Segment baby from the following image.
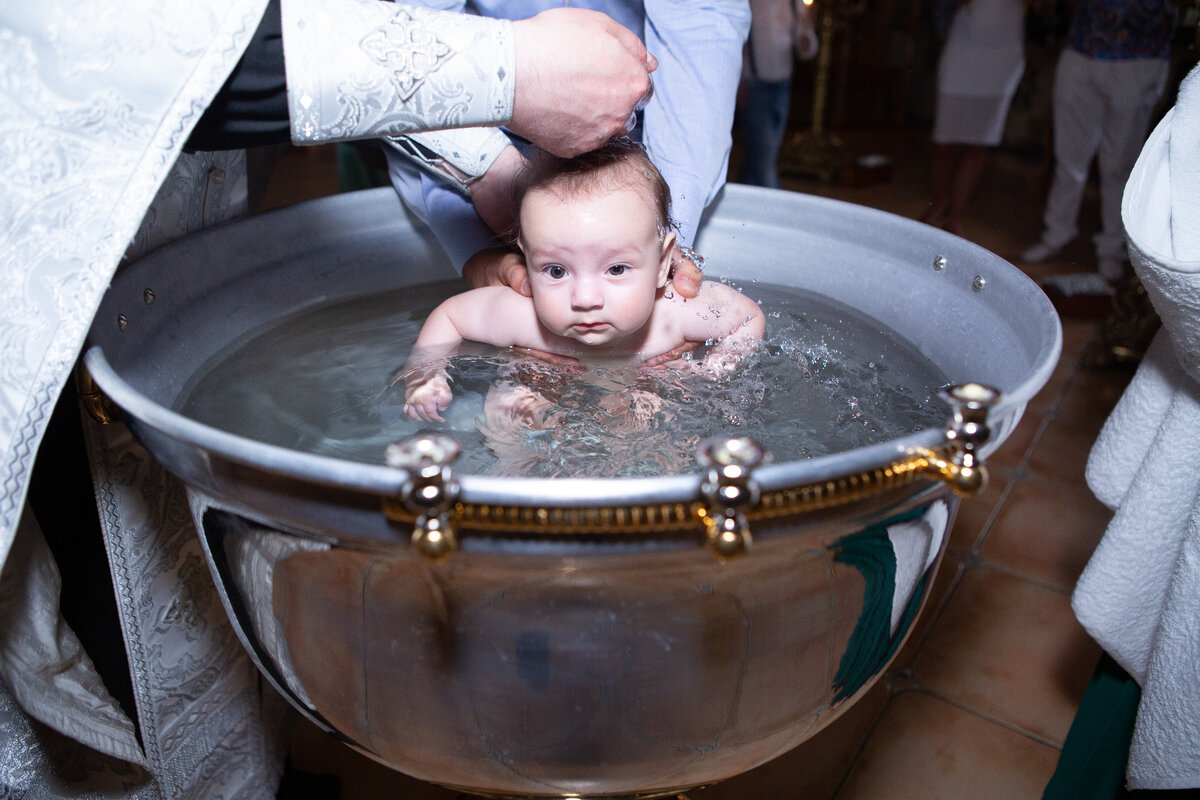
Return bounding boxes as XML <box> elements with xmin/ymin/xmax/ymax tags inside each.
<box><xmin>402</xmin><ymin>138</ymin><xmax>765</xmax><ymax>423</ymax></box>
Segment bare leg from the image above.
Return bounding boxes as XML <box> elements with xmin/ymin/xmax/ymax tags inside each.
<box><xmin>921</xmin><ymin>143</ymin><xmax>956</xmax><ymax>225</ymax></box>
<box><xmin>945</xmin><ymin>144</ymin><xmax>987</xmax><ymax>236</ymax></box>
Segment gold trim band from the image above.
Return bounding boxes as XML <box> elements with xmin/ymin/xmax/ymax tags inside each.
<box><xmin>383</xmin><ymin>445</ymin><xmax>983</xmax><ymax>536</ymax></box>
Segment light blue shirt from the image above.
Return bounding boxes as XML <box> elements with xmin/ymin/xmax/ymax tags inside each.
<box><xmin>384</xmin><ymin>0</ymin><xmax>751</xmax><ymax>269</ymax></box>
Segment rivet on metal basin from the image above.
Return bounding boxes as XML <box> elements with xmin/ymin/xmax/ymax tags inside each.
<box><xmin>384</xmin><ymin>434</ymin><xmax>462</xmax><ymax>560</ymax></box>
<box><xmin>697</xmin><ymin>436</ymin><xmax>766</xmax><ymax>560</ymax></box>
<box><xmin>972</xmin><ymin>275</ymin><xmax>987</xmax><ymax>292</ymax></box>
<box><xmin>923</xmin><ymin>382</ymin><xmax>1001</xmax><ymax>496</ymax></box>
<box><xmin>933</xmin><ymin>255</ymin><xmax>947</xmax><ymax>271</ymax></box>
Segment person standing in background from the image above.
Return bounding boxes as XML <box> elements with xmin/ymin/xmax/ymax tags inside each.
<box><xmin>920</xmin><ymin>0</ymin><xmax>1026</xmax><ymax>236</ymax></box>
<box><xmin>736</xmin><ymin>0</ymin><xmax>819</xmax><ymax>188</ymax></box>
<box><xmin>1021</xmin><ymin>0</ymin><xmax>1177</xmax><ymax>289</ymax></box>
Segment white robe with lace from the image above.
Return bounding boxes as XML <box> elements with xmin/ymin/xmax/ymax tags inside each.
<box><xmin>0</xmin><ymin>0</ymin><xmax>515</xmax><ymax>795</ymax></box>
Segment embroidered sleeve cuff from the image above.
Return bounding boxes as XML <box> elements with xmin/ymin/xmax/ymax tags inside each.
<box><xmin>383</xmin><ymin>128</ymin><xmax>512</xmax><ymax>195</ymax></box>
<box><xmin>282</xmin><ymin>0</ymin><xmax>514</xmax><ymax>144</ymax></box>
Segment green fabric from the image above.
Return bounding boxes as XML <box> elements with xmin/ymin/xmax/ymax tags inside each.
<box><xmin>1044</xmin><ymin>653</ymin><xmax>1141</xmax><ymax>800</ymax></box>
<box><xmin>831</xmin><ymin>506</ymin><xmax>930</xmax><ymax>702</ymax></box>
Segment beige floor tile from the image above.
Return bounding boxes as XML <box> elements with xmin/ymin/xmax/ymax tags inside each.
<box><xmin>1025</xmin><ymin>415</ymin><xmax>1102</xmax><ymax>489</ymax></box>
<box><xmin>700</xmin><ymin>682</ymin><xmax>889</xmax><ymax>800</ymax></box>
<box><xmin>1060</xmin><ymin>319</ymin><xmax>1104</xmax><ymax>362</ymax></box>
<box><xmin>912</xmin><ymin>567</ymin><xmax>1099</xmax><ymax>745</ymax></box>
<box><xmin>982</xmin><ymin>479</ymin><xmax>1111</xmax><ymax>590</ymax></box>
<box><xmin>1029</xmin><ymin>355</ymin><xmax>1077</xmax><ymax>415</ymax></box>
<box><xmin>835</xmin><ymin>692</ymin><xmax>1060</xmax><ymax>800</ymax></box>
<box><xmin>987</xmin><ymin>409</ymin><xmax>1045</xmax><ymax>473</ymax></box>
<box><xmin>1054</xmin><ymin>366</ymin><xmax>1133</xmax><ymax>434</ymax></box>
<box><xmin>948</xmin><ymin>471</ymin><xmax>1011</xmax><ymax>554</ymax></box>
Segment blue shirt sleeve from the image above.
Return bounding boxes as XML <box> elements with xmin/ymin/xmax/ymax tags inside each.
<box><xmin>642</xmin><ymin>0</ymin><xmax>751</xmax><ymax>247</ymax></box>
<box><xmin>383</xmin><ymin>145</ymin><xmax>503</xmax><ymax>273</ymax></box>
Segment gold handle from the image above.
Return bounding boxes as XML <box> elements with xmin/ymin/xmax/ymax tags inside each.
<box><xmin>76</xmin><ymin>365</ymin><xmax>120</xmax><ymax>424</ymax></box>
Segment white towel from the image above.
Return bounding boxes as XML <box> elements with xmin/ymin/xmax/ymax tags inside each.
<box><xmin>888</xmin><ymin>500</ymin><xmax>948</xmax><ymax>635</ymax></box>
<box><xmin>1074</xmin><ymin>63</ymin><xmax>1200</xmax><ymax>791</ymax></box>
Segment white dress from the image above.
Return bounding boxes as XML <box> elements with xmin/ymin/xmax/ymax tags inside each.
<box><xmin>933</xmin><ymin>0</ymin><xmax>1027</xmax><ymax>146</ymax></box>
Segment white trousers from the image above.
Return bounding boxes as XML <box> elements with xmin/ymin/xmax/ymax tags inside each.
<box><xmin>1040</xmin><ymin>48</ymin><xmax>1169</xmax><ymax>262</ymax></box>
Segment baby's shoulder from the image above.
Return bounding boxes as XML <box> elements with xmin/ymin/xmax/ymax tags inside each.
<box><xmin>686</xmin><ymin>279</ymin><xmax>760</xmax><ymax>314</ymax></box>
<box><xmin>449</xmin><ymin>284</ymin><xmax>530</xmax><ymax>310</ymax></box>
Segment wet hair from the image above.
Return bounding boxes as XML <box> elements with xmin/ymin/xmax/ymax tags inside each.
<box><xmin>509</xmin><ymin>137</ymin><xmax>674</xmax><ymax>245</ymax></box>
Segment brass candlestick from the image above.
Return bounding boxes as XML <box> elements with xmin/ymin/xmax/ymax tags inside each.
<box><xmin>780</xmin><ymin>0</ymin><xmax>867</xmax><ymax>181</ymax></box>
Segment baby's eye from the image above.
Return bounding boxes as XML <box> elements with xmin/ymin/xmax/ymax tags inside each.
<box><xmin>607</xmin><ymin>264</ymin><xmax>630</xmax><ymax>276</ymax></box>
<box><xmin>543</xmin><ymin>264</ymin><xmax>567</xmax><ymax>280</ymax></box>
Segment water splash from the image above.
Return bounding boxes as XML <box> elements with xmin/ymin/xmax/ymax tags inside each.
<box><xmin>181</xmin><ymin>280</ymin><xmax>947</xmax><ymax>478</ymax></box>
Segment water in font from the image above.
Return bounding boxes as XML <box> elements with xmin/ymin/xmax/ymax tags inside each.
<box><xmin>180</xmin><ymin>280</ymin><xmax>948</xmax><ymax>477</ymax></box>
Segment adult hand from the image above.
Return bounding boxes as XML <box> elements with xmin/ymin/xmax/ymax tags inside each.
<box><xmin>510</xmin><ymin>8</ymin><xmax>656</xmax><ymax>157</ymax></box>
<box><xmin>463</xmin><ymin>246</ymin><xmax>531</xmax><ymax>296</ymax></box>
<box><xmin>469</xmin><ymin>145</ymin><xmax>526</xmax><ymax>239</ymax></box>
<box><xmin>669</xmin><ymin>243</ymin><xmax>703</xmax><ymax>299</ymax></box>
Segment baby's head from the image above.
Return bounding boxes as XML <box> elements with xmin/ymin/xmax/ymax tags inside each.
<box><xmin>510</xmin><ymin>139</ymin><xmax>677</xmax><ymax>349</ymax></box>
<box><xmin>510</xmin><ymin>138</ymin><xmax>673</xmax><ymax>243</ymax></box>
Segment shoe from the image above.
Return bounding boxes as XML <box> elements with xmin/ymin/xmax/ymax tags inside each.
<box><xmin>1039</xmin><ymin>272</ymin><xmax>1114</xmax><ymax>318</ymax></box>
<box><xmin>1021</xmin><ymin>240</ymin><xmax>1063</xmax><ymax>263</ymax></box>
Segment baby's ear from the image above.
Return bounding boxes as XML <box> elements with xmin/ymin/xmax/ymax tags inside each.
<box><xmin>657</xmin><ymin>230</ymin><xmax>676</xmax><ymax>288</ymax></box>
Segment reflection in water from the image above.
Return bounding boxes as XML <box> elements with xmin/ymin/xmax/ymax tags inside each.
<box><xmin>180</xmin><ymin>279</ymin><xmax>947</xmax><ymax>477</ymax></box>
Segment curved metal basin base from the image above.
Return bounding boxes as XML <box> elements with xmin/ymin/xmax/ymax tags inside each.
<box><xmin>196</xmin><ymin>487</ymin><xmax>955</xmax><ymax>798</ymax></box>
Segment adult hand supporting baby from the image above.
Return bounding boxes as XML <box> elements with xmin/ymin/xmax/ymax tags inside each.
<box><xmin>668</xmin><ymin>244</ymin><xmax>703</xmax><ymax>298</ymax></box>
<box><xmin>510</xmin><ymin>8</ymin><xmax>657</xmax><ymax>157</ymax></box>
<box><xmin>463</xmin><ymin>247</ymin><xmax>532</xmax><ymax>296</ymax></box>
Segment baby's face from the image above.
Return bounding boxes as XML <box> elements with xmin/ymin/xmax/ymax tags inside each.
<box><xmin>520</xmin><ymin>185</ymin><xmax>673</xmax><ymax>349</ymax></box>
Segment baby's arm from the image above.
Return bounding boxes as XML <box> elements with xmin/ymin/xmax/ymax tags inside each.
<box><xmin>690</xmin><ymin>282</ymin><xmax>766</xmax><ymax>377</ymax></box>
<box><xmin>402</xmin><ymin>287</ymin><xmax>531</xmax><ymax>422</ymax></box>
<box><xmin>401</xmin><ymin>314</ymin><xmax>457</xmax><ymax>422</ymax></box>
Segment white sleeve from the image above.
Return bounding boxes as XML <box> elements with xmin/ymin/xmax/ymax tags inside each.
<box><xmin>383</xmin><ymin>146</ymin><xmax>502</xmax><ymax>272</ymax></box>
<box><xmin>642</xmin><ymin>0</ymin><xmax>751</xmax><ymax>246</ymax></box>
<box><xmin>281</xmin><ymin>0</ymin><xmax>515</xmax><ymax>143</ymax></box>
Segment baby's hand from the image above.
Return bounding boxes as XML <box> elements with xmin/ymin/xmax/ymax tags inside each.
<box><xmin>695</xmin><ymin>349</ymin><xmax>744</xmax><ymax>379</ymax></box>
<box><xmin>404</xmin><ymin>372</ymin><xmax>452</xmax><ymax>422</ymax></box>
<box><xmin>640</xmin><ymin>341</ymin><xmax>701</xmax><ymax>370</ymax></box>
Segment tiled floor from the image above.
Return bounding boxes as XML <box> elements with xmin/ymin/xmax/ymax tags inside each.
<box><xmin>263</xmin><ymin>127</ymin><xmax>1135</xmax><ymax>798</ymax></box>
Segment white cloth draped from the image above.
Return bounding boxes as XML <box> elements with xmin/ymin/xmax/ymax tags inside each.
<box><xmin>1075</xmin><ymin>63</ymin><xmax>1200</xmax><ymax>791</ymax></box>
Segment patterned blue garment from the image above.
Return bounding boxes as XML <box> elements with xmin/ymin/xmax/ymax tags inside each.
<box><xmin>1068</xmin><ymin>0</ymin><xmax>1178</xmax><ymax>60</ymax></box>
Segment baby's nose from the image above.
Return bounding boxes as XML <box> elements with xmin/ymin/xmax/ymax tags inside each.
<box><xmin>571</xmin><ymin>279</ymin><xmax>603</xmax><ymax>309</ymax></box>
